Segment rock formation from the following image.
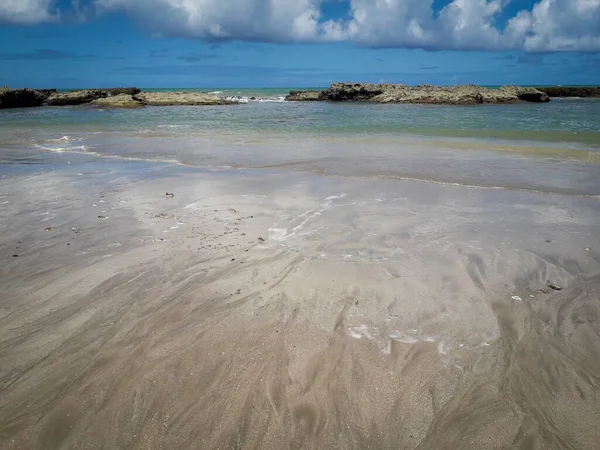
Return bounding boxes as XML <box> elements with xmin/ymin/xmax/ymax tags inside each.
<box><xmin>535</xmin><ymin>86</ymin><xmax>600</xmax><ymax>98</ymax></box>
<box><xmin>91</xmin><ymin>94</ymin><xmax>144</xmax><ymax>108</ymax></box>
<box><xmin>46</xmin><ymin>89</ymin><xmax>108</xmax><ymax>106</ymax></box>
<box><xmin>133</xmin><ymin>92</ymin><xmax>237</xmax><ymax>106</ymax></box>
<box><xmin>285</xmin><ymin>90</ymin><xmax>325</xmax><ymax>101</ymax></box>
<box><xmin>0</xmin><ymin>88</ymin><xmax>56</xmax><ymax>109</ymax></box>
<box><xmin>103</xmin><ymin>87</ymin><xmax>142</xmax><ymax>97</ymax></box>
<box><xmin>315</xmin><ymin>83</ymin><xmax>550</xmax><ymax>105</ymax></box>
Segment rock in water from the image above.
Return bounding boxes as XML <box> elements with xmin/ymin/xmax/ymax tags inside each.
<box><xmin>91</xmin><ymin>94</ymin><xmax>143</xmax><ymax>108</ymax></box>
<box><xmin>133</xmin><ymin>92</ymin><xmax>237</xmax><ymax>106</ymax></box>
<box><xmin>499</xmin><ymin>86</ymin><xmax>550</xmax><ymax>103</ymax></box>
<box><xmin>320</xmin><ymin>83</ymin><xmax>551</xmax><ymax>105</ymax></box>
<box><xmin>0</xmin><ymin>87</ymin><xmax>56</xmax><ymax>109</ymax></box>
<box><xmin>103</xmin><ymin>87</ymin><xmax>141</xmax><ymax>96</ymax></box>
<box><xmin>535</xmin><ymin>86</ymin><xmax>600</xmax><ymax>98</ymax></box>
<box><xmin>325</xmin><ymin>83</ymin><xmax>390</xmax><ymax>101</ymax></box>
<box><xmin>285</xmin><ymin>90</ymin><xmax>325</xmax><ymax>101</ymax></box>
<box><xmin>46</xmin><ymin>89</ymin><xmax>108</xmax><ymax>106</ymax></box>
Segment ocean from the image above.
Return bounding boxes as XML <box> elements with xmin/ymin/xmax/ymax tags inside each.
<box><xmin>1</xmin><ymin>95</ymin><xmax>600</xmax><ymax>194</ymax></box>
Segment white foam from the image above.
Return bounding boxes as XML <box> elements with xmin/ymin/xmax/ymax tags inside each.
<box><xmin>223</xmin><ymin>96</ymin><xmax>249</xmax><ymax>104</ymax></box>
<box><xmin>221</xmin><ymin>95</ymin><xmax>286</xmax><ymax>103</ymax></box>
<box><xmin>45</xmin><ymin>135</ymin><xmax>81</xmax><ymax>144</ymax></box>
<box><xmin>35</xmin><ymin>144</ymin><xmax>90</xmax><ymax>154</ymax></box>
<box><xmin>252</xmin><ymin>96</ymin><xmax>286</xmax><ymax>103</ymax></box>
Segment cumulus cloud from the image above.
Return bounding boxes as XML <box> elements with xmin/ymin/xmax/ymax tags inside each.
<box><xmin>324</xmin><ymin>0</ymin><xmax>600</xmax><ymax>51</ymax></box>
<box><xmin>94</xmin><ymin>0</ymin><xmax>323</xmax><ymax>42</ymax></box>
<box><xmin>505</xmin><ymin>0</ymin><xmax>600</xmax><ymax>52</ymax></box>
<box><xmin>3</xmin><ymin>0</ymin><xmax>600</xmax><ymax>52</ymax></box>
<box><xmin>320</xmin><ymin>0</ymin><xmax>508</xmax><ymax>50</ymax></box>
<box><xmin>0</xmin><ymin>0</ymin><xmax>57</xmax><ymax>24</ymax></box>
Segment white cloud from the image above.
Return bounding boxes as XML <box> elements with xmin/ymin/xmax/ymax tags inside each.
<box><xmin>321</xmin><ymin>0</ymin><xmax>508</xmax><ymax>50</ymax></box>
<box><xmin>324</xmin><ymin>0</ymin><xmax>600</xmax><ymax>51</ymax></box>
<box><xmin>505</xmin><ymin>0</ymin><xmax>600</xmax><ymax>52</ymax></box>
<box><xmin>2</xmin><ymin>0</ymin><xmax>600</xmax><ymax>52</ymax></box>
<box><xmin>0</xmin><ymin>0</ymin><xmax>57</xmax><ymax>24</ymax></box>
<box><xmin>94</xmin><ymin>0</ymin><xmax>323</xmax><ymax>42</ymax></box>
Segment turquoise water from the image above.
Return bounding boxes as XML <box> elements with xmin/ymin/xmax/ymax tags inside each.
<box><xmin>1</xmin><ymin>96</ymin><xmax>600</xmax><ymax>196</ymax></box>
<box><xmin>2</xmin><ymin>98</ymin><xmax>600</xmax><ymax>146</ymax></box>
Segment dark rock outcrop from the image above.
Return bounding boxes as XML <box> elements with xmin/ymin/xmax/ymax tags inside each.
<box><xmin>0</xmin><ymin>88</ymin><xmax>56</xmax><ymax>109</ymax></box>
<box><xmin>102</xmin><ymin>87</ymin><xmax>142</xmax><ymax>97</ymax></box>
<box><xmin>46</xmin><ymin>89</ymin><xmax>108</xmax><ymax>106</ymax></box>
<box><xmin>36</xmin><ymin>89</ymin><xmax>59</xmax><ymax>99</ymax></box>
<box><xmin>324</xmin><ymin>83</ymin><xmax>390</xmax><ymax>101</ymax></box>
<box><xmin>499</xmin><ymin>86</ymin><xmax>550</xmax><ymax>103</ymax></box>
<box><xmin>46</xmin><ymin>88</ymin><xmax>142</xmax><ymax>106</ymax></box>
<box><xmin>285</xmin><ymin>90</ymin><xmax>325</xmax><ymax>101</ymax></box>
<box><xmin>318</xmin><ymin>83</ymin><xmax>551</xmax><ymax>105</ymax></box>
<box><xmin>535</xmin><ymin>86</ymin><xmax>600</xmax><ymax>98</ymax></box>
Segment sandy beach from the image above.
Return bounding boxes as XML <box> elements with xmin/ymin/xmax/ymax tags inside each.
<box><xmin>1</xmin><ymin>158</ymin><xmax>599</xmax><ymax>449</ymax></box>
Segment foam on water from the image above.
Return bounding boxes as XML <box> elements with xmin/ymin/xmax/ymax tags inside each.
<box><xmin>222</xmin><ymin>95</ymin><xmax>286</xmax><ymax>103</ymax></box>
<box><xmin>35</xmin><ymin>144</ymin><xmax>91</xmax><ymax>153</ymax></box>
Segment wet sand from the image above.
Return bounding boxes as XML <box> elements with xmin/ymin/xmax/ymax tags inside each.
<box><xmin>1</xmin><ymin>163</ymin><xmax>600</xmax><ymax>449</ymax></box>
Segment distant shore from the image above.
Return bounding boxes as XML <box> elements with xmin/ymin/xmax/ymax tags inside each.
<box><xmin>1</xmin><ymin>84</ymin><xmax>599</xmax><ymax>109</ymax></box>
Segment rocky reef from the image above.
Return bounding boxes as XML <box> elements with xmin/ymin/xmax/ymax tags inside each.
<box><xmin>0</xmin><ymin>87</ymin><xmax>240</xmax><ymax>109</ymax></box>
<box><xmin>535</xmin><ymin>86</ymin><xmax>600</xmax><ymax>98</ymax></box>
<box><xmin>1</xmin><ymin>84</ymin><xmax>567</xmax><ymax>109</ymax></box>
<box><xmin>285</xmin><ymin>90</ymin><xmax>324</xmax><ymax>101</ymax></box>
<box><xmin>306</xmin><ymin>83</ymin><xmax>551</xmax><ymax>105</ymax></box>
<box><xmin>103</xmin><ymin>87</ymin><xmax>141</xmax><ymax>97</ymax></box>
<box><xmin>46</xmin><ymin>89</ymin><xmax>108</xmax><ymax>106</ymax></box>
<box><xmin>133</xmin><ymin>92</ymin><xmax>235</xmax><ymax>106</ymax></box>
<box><xmin>0</xmin><ymin>88</ymin><xmax>56</xmax><ymax>109</ymax></box>
<box><xmin>91</xmin><ymin>94</ymin><xmax>144</xmax><ymax>108</ymax></box>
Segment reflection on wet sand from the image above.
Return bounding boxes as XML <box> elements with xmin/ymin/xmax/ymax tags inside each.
<box><xmin>1</xmin><ymin>166</ymin><xmax>599</xmax><ymax>449</ymax></box>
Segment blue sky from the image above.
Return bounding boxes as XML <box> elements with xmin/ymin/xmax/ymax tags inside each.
<box><xmin>0</xmin><ymin>0</ymin><xmax>599</xmax><ymax>88</ymax></box>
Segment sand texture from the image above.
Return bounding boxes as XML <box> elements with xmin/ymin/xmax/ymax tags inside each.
<box><xmin>1</xmin><ymin>166</ymin><xmax>599</xmax><ymax>450</ymax></box>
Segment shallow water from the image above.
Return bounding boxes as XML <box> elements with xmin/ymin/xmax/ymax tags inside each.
<box><xmin>1</xmin><ymin>99</ymin><xmax>600</xmax><ymax>198</ymax></box>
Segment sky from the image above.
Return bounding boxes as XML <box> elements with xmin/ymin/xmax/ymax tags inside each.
<box><xmin>0</xmin><ymin>0</ymin><xmax>599</xmax><ymax>88</ymax></box>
